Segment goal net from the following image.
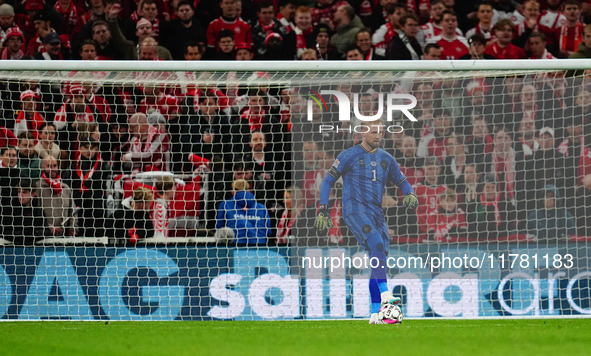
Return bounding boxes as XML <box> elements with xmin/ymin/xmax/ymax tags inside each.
<box><xmin>0</xmin><ymin>60</ymin><xmax>590</xmax><ymax>320</ymax></box>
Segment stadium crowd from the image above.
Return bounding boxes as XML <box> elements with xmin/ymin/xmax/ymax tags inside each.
<box><xmin>1</xmin><ymin>0</ymin><xmax>591</xmax><ymax>61</ymax></box>
<box><xmin>0</xmin><ymin>0</ymin><xmax>590</xmax><ymax>245</ymax></box>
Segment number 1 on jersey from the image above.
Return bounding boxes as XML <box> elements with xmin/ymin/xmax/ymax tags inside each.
<box><xmin>372</xmin><ymin>169</ymin><xmax>377</xmax><ymax>181</ymax></box>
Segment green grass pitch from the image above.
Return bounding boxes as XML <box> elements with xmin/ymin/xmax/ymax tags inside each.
<box><xmin>1</xmin><ymin>319</ymin><xmax>590</xmax><ymax>355</ymax></box>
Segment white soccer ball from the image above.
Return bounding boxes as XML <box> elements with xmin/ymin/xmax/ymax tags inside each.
<box><xmin>378</xmin><ymin>304</ymin><xmax>404</xmax><ymax>324</ymax></box>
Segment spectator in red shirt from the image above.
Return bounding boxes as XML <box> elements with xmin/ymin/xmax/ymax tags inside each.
<box><xmin>133</xmin><ymin>0</ymin><xmax>161</xmax><ymax>40</ymax></box>
<box><xmin>418</xmin><ymin>0</ymin><xmax>448</xmax><ymax>47</ymax></box>
<box><xmin>27</xmin><ymin>10</ymin><xmax>54</xmax><ymax>56</ymax></box>
<box><xmin>539</xmin><ymin>0</ymin><xmax>565</xmax><ymax>31</ymax></box>
<box><xmin>484</xmin><ymin>19</ymin><xmax>527</xmax><ymax>59</ymax></box>
<box><xmin>206</xmin><ymin>0</ymin><xmax>252</xmax><ymax>54</ymax></box>
<box><xmin>299</xmin><ymin>140</ymin><xmax>324</xmax><ymax>207</ymax></box>
<box><xmin>82</xmin><ymin>0</ymin><xmax>106</xmax><ymax>25</ymax></box>
<box><xmin>513</xmin><ymin>0</ymin><xmax>554</xmax><ymax>51</ymax></box>
<box><xmin>14</xmin><ymin>90</ymin><xmax>45</xmax><ymax>140</ymax></box>
<box><xmin>398</xmin><ymin>135</ymin><xmax>424</xmax><ymax>188</ymax></box>
<box><xmin>54</xmin><ymin>84</ymin><xmax>99</xmax><ymax>154</ymax></box>
<box><xmin>553</xmin><ymin>0</ymin><xmax>584</xmax><ymax>57</ymax></box>
<box><xmin>414</xmin><ymin>156</ymin><xmax>447</xmax><ymax>232</ymax></box>
<box><xmin>123</xmin><ymin>112</ymin><xmax>170</xmax><ymax>172</ymax></box>
<box><xmin>1</xmin><ymin>28</ymin><xmax>25</xmax><ymax>60</ymax></box>
<box><xmin>427</xmin><ymin>188</ymin><xmax>467</xmax><ymax>241</ymax></box>
<box><xmin>53</xmin><ymin>0</ymin><xmax>83</xmax><ymax>38</ymax></box>
<box><xmin>426</xmin><ymin>110</ymin><xmax>453</xmax><ymax>162</ymax></box>
<box><xmin>558</xmin><ymin>116</ymin><xmax>591</xmax><ymax>198</ymax></box>
<box><xmin>33</xmin><ymin>32</ymin><xmax>72</xmax><ymax>60</ymax></box>
<box><xmin>138</xmin><ymin>83</ymin><xmax>179</xmax><ymax>121</ymax></box>
<box><xmin>276</xmin><ymin>185</ymin><xmax>304</xmax><ymax>244</ymax></box>
<box><xmin>426</xmin><ymin>10</ymin><xmax>469</xmax><ymax>60</ymax></box>
<box><xmin>153</xmin><ymin>175</ymin><xmax>175</xmax><ymax>238</ymax></box>
<box><xmin>293</xmin><ymin>6</ymin><xmax>316</xmax><ymax>58</ymax></box>
<box><xmin>465</xmin><ymin>2</ymin><xmax>495</xmax><ymax>42</ymax></box>
<box><xmin>490</xmin><ymin>128</ymin><xmax>516</xmax><ymax>202</ymax></box>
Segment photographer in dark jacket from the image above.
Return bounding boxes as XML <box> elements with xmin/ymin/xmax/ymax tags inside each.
<box><xmin>64</xmin><ymin>138</ymin><xmax>111</xmax><ymax>238</ymax></box>
<box><xmin>113</xmin><ymin>187</ymin><xmax>154</xmax><ymax>245</ymax></box>
<box><xmin>1</xmin><ymin>178</ymin><xmax>47</xmax><ymax>245</ymax></box>
<box><xmin>0</xmin><ymin>146</ymin><xmax>20</xmax><ymax>206</ymax></box>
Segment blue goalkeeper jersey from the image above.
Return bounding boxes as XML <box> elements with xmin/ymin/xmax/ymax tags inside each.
<box><xmin>320</xmin><ymin>144</ymin><xmax>413</xmax><ymax>217</ymax></box>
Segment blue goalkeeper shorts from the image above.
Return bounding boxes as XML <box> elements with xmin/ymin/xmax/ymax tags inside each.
<box><xmin>343</xmin><ymin>213</ymin><xmax>390</xmax><ymax>254</ymax></box>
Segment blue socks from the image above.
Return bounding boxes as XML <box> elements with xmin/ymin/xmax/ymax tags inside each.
<box><xmin>368</xmin><ymin>236</ymin><xmax>390</xmax><ymax>314</ymax></box>
<box><xmin>369</xmin><ymin>279</ymin><xmax>381</xmax><ymax>314</ymax></box>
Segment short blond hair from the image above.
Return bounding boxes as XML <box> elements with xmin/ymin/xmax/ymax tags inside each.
<box><xmin>232</xmin><ymin>179</ymin><xmax>250</xmax><ymax>192</ymax></box>
<box><xmin>364</xmin><ymin>118</ymin><xmax>383</xmax><ymax>126</ymax></box>
<box><xmin>76</xmin><ymin>122</ymin><xmax>98</xmax><ymax>142</ymax></box>
<box><xmin>140</xmin><ymin>36</ymin><xmax>158</xmax><ymax>47</ymax></box>
<box><xmin>300</xmin><ymin>48</ymin><xmax>317</xmax><ymax>59</ymax></box>
<box><xmin>132</xmin><ymin>187</ymin><xmax>154</xmax><ymax>203</ymax></box>
<box><xmin>155</xmin><ymin>175</ymin><xmax>175</xmax><ymax>195</ymax></box>
<box><xmin>523</xmin><ymin>0</ymin><xmax>539</xmax><ymax>10</ymax></box>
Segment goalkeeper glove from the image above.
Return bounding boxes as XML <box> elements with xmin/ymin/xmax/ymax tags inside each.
<box><xmin>314</xmin><ymin>204</ymin><xmax>334</xmax><ymax>233</ymax></box>
<box><xmin>402</xmin><ymin>193</ymin><xmax>419</xmax><ymax>209</ymax></box>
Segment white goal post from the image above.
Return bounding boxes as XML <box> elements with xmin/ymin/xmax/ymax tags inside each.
<box><xmin>0</xmin><ymin>59</ymin><xmax>590</xmax><ymax>320</ymax></box>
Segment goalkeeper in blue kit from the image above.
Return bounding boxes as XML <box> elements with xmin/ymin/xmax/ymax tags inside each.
<box><xmin>315</xmin><ymin>120</ymin><xmax>418</xmax><ymax>324</ymax></box>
